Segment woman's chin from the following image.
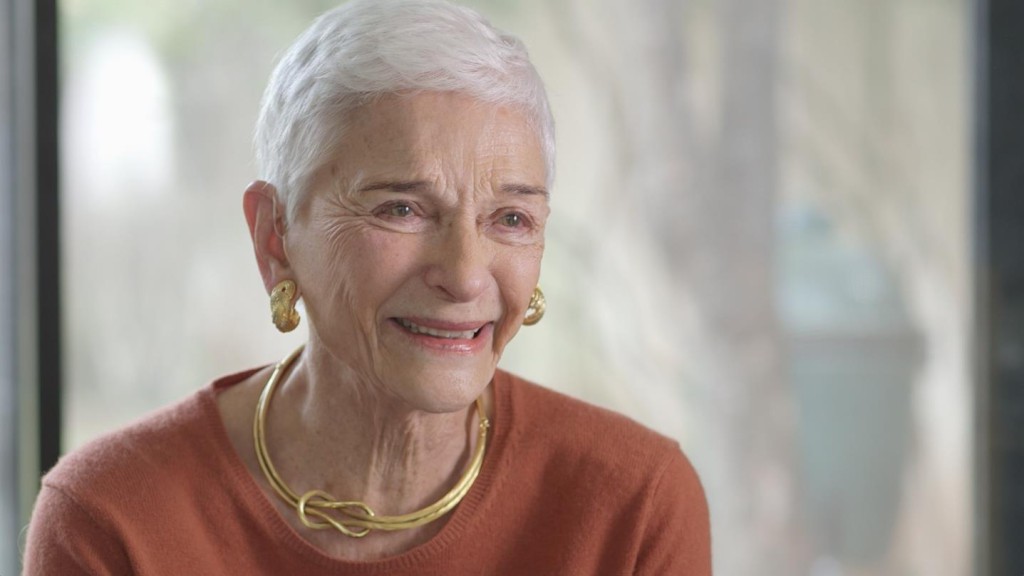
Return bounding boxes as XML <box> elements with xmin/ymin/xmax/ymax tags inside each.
<box><xmin>361</xmin><ymin>320</ymin><xmax>494</xmax><ymax>412</ymax></box>
<box><xmin>385</xmin><ymin>363</ymin><xmax>494</xmax><ymax>415</ymax></box>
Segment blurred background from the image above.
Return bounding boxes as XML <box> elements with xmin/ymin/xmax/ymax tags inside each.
<box><xmin>5</xmin><ymin>0</ymin><xmax>1020</xmax><ymax>574</ymax></box>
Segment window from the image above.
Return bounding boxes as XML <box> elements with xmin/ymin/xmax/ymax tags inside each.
<box><xmin>9</xmin><ymin>0</ymin><xmax>1009</xmax><ymax>573</ymax></box>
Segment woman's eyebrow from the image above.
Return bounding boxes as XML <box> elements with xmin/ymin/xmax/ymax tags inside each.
<box><xmin>357</xmin><ymin>180</ymin><xmax>432</xmax><ymax>193</ymax></box>
<box><xmin>357</xmin><ymin>180</ymin><xmax>548</xmax><ymax>198</ymax></box>
<box><xmin>500</xmin><ymin>183</ymin><xmax>549</xmax><ymax>198</ymax></box>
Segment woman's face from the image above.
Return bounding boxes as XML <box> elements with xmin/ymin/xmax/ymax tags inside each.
<box><xmin>286</xmin><ymin>92</ymin><xmax>549</xmax><ymax>413</ymax></box>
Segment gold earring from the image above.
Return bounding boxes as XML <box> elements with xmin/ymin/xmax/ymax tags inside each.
<box><xmin>270</xmin><ymin>280</ymin><xmax>300</xmax><ymax>333</ymax></box>
<box><xmin>523</xmin><ymin>286</ymin><xmax>545</xmax><ymax>326</ymax></box>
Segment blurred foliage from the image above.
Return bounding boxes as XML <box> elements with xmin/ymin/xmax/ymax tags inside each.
<box><xmin>61</xmin><ymin>0</ymin><xmax>338</xmax><ymax>69</ymax></box>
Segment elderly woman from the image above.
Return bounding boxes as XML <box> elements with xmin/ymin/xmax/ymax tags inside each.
<box><xmin>25</xmin><ymin>0</ymin><xmax>709</xmax><ymax>573</ymax></box>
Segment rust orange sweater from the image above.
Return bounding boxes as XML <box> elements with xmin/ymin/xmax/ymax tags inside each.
<box><xmin>24</xmin><ymin>369</ymin><xmax>711</xmax><ymax>575</ymax></box>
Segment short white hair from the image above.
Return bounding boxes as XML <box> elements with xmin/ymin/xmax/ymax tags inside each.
<box><xmin>254</xmin><ymin>0</ymin><xmax>556</xmax><ymax>223</ymax></box>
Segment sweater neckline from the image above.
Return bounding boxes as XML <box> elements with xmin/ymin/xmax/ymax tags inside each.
<box><xmin>197</xmin><ymin>367</ymin><xmax>516</xmax><ymax>572</ymax></box>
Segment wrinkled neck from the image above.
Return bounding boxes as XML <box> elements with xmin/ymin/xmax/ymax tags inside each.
<box><xmin>262</xmin><ymin>338</ymin><xmax>486</xmax><ymax>515</ymax></box>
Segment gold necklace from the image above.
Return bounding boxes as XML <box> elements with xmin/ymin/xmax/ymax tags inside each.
<box><xmin>253</xmin><ymin>346</ymin><xmax>490</xmax><ymax>538</ymax></box>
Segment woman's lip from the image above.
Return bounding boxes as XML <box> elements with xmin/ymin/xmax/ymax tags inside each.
<box><xmin>389</xmin><ymin>319</ymin><xmax>494</xmax><ymax>353</ymax></box>
<box><xmin>393</xmin><ymin>317</ymin><xmax>491</xmax><ymax>331</ymax></box>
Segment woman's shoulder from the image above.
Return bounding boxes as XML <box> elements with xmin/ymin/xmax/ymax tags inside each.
<box><xmin>43</xmin><ymin>395</ymin><xmax>205</xmax><ymax>497</ymax></box>
<box><xmin>41</xmin><ymin>369</ymin><xmax>254</xmax><ymax>504</ymax></box>
<box><xmin>494</xmin><ymin>369</ymin><xmax>695</xmax><ymax>485</ymax></box>
<box><xmin>24</xmin><ymin>368</ymin><xmax>264</xmax><ymax>574</ymax></box>
<box><xmin>490</xmin><ymin>369</ymin><xmax>710</xmax><ymax>572</ymax></box>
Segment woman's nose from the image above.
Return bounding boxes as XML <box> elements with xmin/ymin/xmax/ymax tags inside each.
<box><xmin>424</xmin><ymin>218</ymin><xmax>490</xmax><ymax>302</ymax></box>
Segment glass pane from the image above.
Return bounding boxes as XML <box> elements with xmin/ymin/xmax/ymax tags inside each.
<box><xmin>61</xmin><ymin>0</ymin><xmax>973</xmax><ymax>574</ymax></box>
<box><xmin>59</xmin><ymin>2</ymin><xmax>322</xmax><ymax>445</ymax></box>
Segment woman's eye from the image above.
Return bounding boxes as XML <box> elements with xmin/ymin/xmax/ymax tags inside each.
<box><xmin>500</xmin><ymin>212</ymin><xmax>524</xmax><ymax>228</ymax></box>
<box><xmin>385</xmin><ymin>203</ymin><xmax>414</xmax><ymax>218</ymax></box>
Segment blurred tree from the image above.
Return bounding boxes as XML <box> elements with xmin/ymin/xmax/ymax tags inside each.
<box><xmin>548</xmin><ymin>0</ymin><xmax>797</xmax><ymax>573</ymax></box>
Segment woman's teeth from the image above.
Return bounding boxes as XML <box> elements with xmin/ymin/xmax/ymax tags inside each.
<box><xmin>398</xmin><ymin>318</ymin><xmax>479</xmax><ymax>339</ymax></box>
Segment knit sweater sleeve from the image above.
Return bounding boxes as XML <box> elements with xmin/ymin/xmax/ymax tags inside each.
<box><xmin>22</xmin><ymin>484</ymin><xmax>134</xmax><ymax>576</ymax></box>
<box><xmin>634</xmin><ymin>447</ymin><xmax>712</xmax><ymax>575</ymax></box>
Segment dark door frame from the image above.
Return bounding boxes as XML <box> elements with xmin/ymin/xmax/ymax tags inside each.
<box><xmin>976</xmin><ymin>0</ymin><xmax>1024</xmax><ymax>574</ymax></box>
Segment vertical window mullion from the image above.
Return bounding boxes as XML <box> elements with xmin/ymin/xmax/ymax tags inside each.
<box><xmin>33</xmin><ymin>0</ymin><xmax>62</xmax><ymax>482</ymax></box>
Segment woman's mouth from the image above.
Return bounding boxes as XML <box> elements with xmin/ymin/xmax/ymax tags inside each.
<box><xmin>393</xmin><ymin>318</ymin><xmax>487</xmax><ymax>340</ymax></box>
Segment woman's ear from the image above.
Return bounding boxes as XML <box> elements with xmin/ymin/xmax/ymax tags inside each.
<box><xmin>242</xmin><ymin>180</ymin><xmax>292</xmax><ymax>293</ymax></box>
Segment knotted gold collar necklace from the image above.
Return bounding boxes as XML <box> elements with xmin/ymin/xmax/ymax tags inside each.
<box><xmin>253</xmin><ymin>346</ymin><xmax>490</xmax><ymax>538</ymax></box>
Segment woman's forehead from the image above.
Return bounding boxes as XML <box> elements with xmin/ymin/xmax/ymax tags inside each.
<box><xmin>352</xmin><ymin>94</ymin><xmax>544</xmax><ymax>158</ymax></box>
<box><xmin>334</xmin><ymin>92</ymin><xmax>546</xmax><ymax>181</ymax></box>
